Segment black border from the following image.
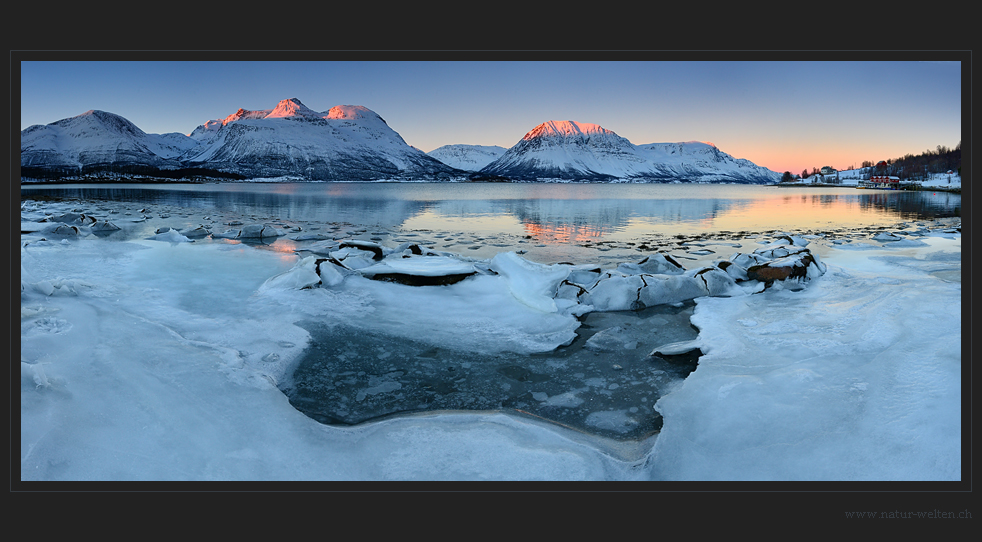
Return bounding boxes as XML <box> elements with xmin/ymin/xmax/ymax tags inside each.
<box><xmin>5</xmin><ymin>21</ymin><xmax>973</xmax><ymax>531</ymax></box>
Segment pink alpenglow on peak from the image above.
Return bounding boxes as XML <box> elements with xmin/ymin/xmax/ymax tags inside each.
<box><xmin>326</xmin><ymin>105</ymin><xmax>383</xmax><ymax>122</ymax></box>
<box><xmin>222</xmin><ymin>107</ymin><xmax>272</xmax><ymax>125</ymax></box>
<box><xmin>266</xmin><ymin>98</ymin><xmax>324</xmax><ymax>120</ymax></box>
<box><xmin>523</xmin><ymin>120</ymin><xmax>614</xmax><ymax>140</ymax></box>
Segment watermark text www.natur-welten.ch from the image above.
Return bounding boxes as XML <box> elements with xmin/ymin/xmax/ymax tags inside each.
<box><xmin>845</xmin><ymin>509</ymin><xmax>971</xmax><ymax>519</ymax></box>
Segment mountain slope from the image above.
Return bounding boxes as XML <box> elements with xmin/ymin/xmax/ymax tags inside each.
<box><xmin>480</xmin><ymin>120</ymin><xmax>780</xmax><ymax>183</ymax></box>
<box><xmin>427</xmin><ymin>144</ymin><xmax>508</xmax><ymax>171</ymax></box>
<box><xmin>21</xmin><ymin>105</ymin><xmax>779</xmax><ymax>184</ymax></box>
<box><xmin>180</xmin><ymin>99</ymin><xmax>463</xmax><ymax>181</ymax></box>
<box><xmin>21</xmin><ymin>110</ymin><xmax>197</xmax><ymax>177</ymax></box>
<box><xmin>22</xmin><ymin>99</ymin><xmax>467</xmax><ymax>182</ymax></box>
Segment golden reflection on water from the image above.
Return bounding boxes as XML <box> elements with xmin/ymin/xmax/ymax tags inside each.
<box><xmin>614</xmin><ymin>191</ymin><xmax>923</xmax><ymax>241</ymax></box>
<box><xmin>694</xmin><ymin>194</ymin><xmax>873</xmax><ymax>232</ymax></box>
<box><xmin>522</xmin><ymin>222</ymin><xmax>607</xmax><ymax>244</ymax></box>
<box><xmin>226</xmin><ymin>236</ymin><xmax>303</xmax><ymax>264</ymax></box>
<box><xmin>400</xmin><ymin>189</ymin><xmax>938</xmax><ymax>248</ymax></box>
<box><xmin>267</xmin><ymin>238</ymin><xmax>303</xmax><ymax>262</ymax></box>
<box><xmin>729</xmin><ymin>193</ymin><xmax>910</xmax><ymax>231</ymax></box>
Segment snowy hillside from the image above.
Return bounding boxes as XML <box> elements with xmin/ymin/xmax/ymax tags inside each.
<box><xmin>22</xmin><ymin>106</ymin><xmax>780</xmax><ymax>184</ymax></box>
<box><xmin>427</xmin><ymin>144</ymin><xmax>508</xmax><ymax>171</ymax></box>
<box><xmin>22</xmin><ymin>100</ymin><xmax>467</xmax><ymax>182</ymax></box>
<box><xmin>20</xmin><ymin>110</ymin><xmax>197</xmax><ymax>173</ymax></box>
<box><xmin>480</xmin><ymin>121</ymin><xmax>781</xmax><ymax>184</ymax></box>
<box><xmin>180</xmin><ymin>99</ymin><xmax>464</xmax><ymax>182</ymax></box>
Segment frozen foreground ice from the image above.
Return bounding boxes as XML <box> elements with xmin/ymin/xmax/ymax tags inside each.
<box><xmin>19</xmin><ymin>200</ymin><xmax>961</xmax><ymax>481</ymax></box>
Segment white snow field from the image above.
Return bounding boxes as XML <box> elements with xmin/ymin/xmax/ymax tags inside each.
<box><xmin>19</xmin><ymin>201</ymin><xmax>961</xmax><ymax>481</ymax></box>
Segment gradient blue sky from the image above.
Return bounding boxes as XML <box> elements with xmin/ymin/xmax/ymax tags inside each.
<box><xmin>20</xmin><ymin>60</ymin><xmax>962</xmax><ymax>175</ymax></box>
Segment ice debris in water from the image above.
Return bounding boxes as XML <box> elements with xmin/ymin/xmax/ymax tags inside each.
<box><xmin>150</xmin><ymin>229</ymin><xmax>193</xmax><ymax>243</ymax></box>
<box><xmin>260</xmin><ymin>236</ymin><xmax>828</xmax><ymax>318</ymax></box>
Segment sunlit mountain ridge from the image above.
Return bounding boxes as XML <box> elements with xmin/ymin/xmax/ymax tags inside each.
<box><xmin>21</xmin><ymin>101</ymin><xmax>780</xmax><ymax>184</ymax></box>
<box><xmin>478</xmin><ymin>120</ymin><xmax>780</xmax><ymax>184</ymax></box>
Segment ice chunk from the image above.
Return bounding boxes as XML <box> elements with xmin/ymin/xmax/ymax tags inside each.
<box><xmin>872</xmin><ymin>232</ymin><xmax>903</xmax><ymax>242</ymax></box>
<box><xmin>257</xmin><ymin>256</ymin><xmax>351</xmax><ymax>292</ymax></box>
<box><xmin>753</xmin><ymin>245</ymin><xmax>808</xmax><ymax>260</ymax></box>
<box><xmin>20</xmin><ymin>221</ymin><xmax>48</xmax><ymax>233</ymax></box>
<box><xmin>258</xmin><ymin>256</ymin><xmax>323</xmax><ymax>292</ymax></box>
<box><xmin>90</xmin><ymin>220</ymin><xmax>121</xmax><ymax>232</ymax></box>
<box><xmin>618</xmin><ymin>253</ymin><xmax>686</xmax><ymax>276</ymax></box>
<box><xmin>212</xmin><ymin>229</ymin><xmax>239</xmax><ymax>239</ymax></box>
<box><xmin>649</xmin><ymin>339</ymin><xmax>701</xmax><ymax>357</ymax></box>
<box><xmin>715</xmin><ymin>260</ymin><xmax>749</xmax><ymax>281</ymax></box>
<box><xmin>584</xmin><ymin>326</ymin><xmax>638</xmax><ymax>351</ymax></box>
<box><xmin>489</xmin><ymin>252</ymin><xmax>571</xmax><ymax>313</ymax></box>
<box><xmin>578</xmin><ymin>272</ymin><xmax>644</xmax><ymax>312</ymax></box>
<box><xmin>316</xmin><ymin>259</ymin><xmax>347</xmax><ymax>287</ymax></box>
<box><xmin>40</xmin><ymin>223</ymin><xmax>83</xmax><ymax>236</ymax></box>
<box><xmin>566</xmin><ymin>265</ymin><xmax>603</xmax><ymax>286</ymax></box>
<box><xmin>773</xmin><ymin>233</ymin><xmax>810</xmax><ymax>247</ymax></box>
<box><xmin>33</xmin><ymin>280</ymin><xmax>55</xmax><ymax>296</ymax></box>
<box><xmin>179</xmin><ymin>225</ymin><xmax>211</xmax><ymax>238</ymax></box>
<box><xmin>338</xmin><ymin>240</ymin><xmax>385</xmax><ymax>260</ymax></box>
<box><xmin>729</xmin><ymin>251</ymin><xmax>768</xmax><ymax>269</ymax></box>
<box><xmin>291</xmin><ymin>233</ymin><xmax>332</xmax><ymax>241</ymax></box>
<box><xmin>639</xmin><ymin>274</ymin><xmax>709</xmax><ymax>307</ymax></box>
<box><xmin>688</xmin><ymin>266</ymin><xmax>739</xmax><ymax>296</ymax></box>
<box><xmin>237</xmin><ymin>224</ymin><xmax>283</xmax><ymax>239</ymax></box>
<box><xmin>359</xmin><ymin>256</ymin><xmax>478</xmax><ymax>286</ymax></box>
<box><xmin>45</xmin><ymin>212</ymin><xmax>96</xmax><ymax>226</ymax></box>
<box><xmin>150</xmin><ymin>230</ymin><xmax>192</xmax><ymax>243</ymax></box>
<box><xmin>329</xmin><ymin>247</ymin><xmax>377</xmax><ymax>271</ymax></box>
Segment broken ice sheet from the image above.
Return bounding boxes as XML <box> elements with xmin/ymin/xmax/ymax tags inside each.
<box><xmin>284</xmin><ymin>299</ymin><xmax>701</xmax><ymax>442</ymax></box>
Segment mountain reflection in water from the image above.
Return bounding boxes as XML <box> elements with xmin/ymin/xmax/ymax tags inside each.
<box><xmin>21</xmin><ymin>183</ymin><xmax>959</xmax><ymax>248</ymax></box>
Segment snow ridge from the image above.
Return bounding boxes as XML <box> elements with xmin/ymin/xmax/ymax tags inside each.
<box><xmin>20</xmin><ymin>109</ymin><xmax>195</xmax><ymax>171</ymax></box>
<box><xmin>481</xmin><ymin>120</ymin><xmax>780</xmax><ymax>184</ymax></box>
<box><xmin>21</xmin><ymin>105</ymin><xmax>779</xmax><ymax>184</ymax></box>
<box><xmin>23</xmin><ymin>99</ymin><xmax>465</xmax><ymax>182</ymax></box>
<box><xmin>427</xmin><ymin>144</ymin><xmax>508</xmax><ymax>171</ymax></box>
<box><xmin>522</xmin><ymin>120</ymin><xmax>615</xmax><ymax>140</ymax></box>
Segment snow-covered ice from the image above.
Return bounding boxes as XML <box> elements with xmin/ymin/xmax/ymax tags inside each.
<box><xmin>18</xmin><ymin>196</ymin><xmax>962</xmax><ymax>481</ymax></box>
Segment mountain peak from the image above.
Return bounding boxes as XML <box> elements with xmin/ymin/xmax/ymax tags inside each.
<box><xmin>682</xmin><ymin>140</ymin><xmax>716</xmax><ymax>148</ymax></box>
<box><xmin>481</xmin><ymin>119</ymin><xmax>779</xmax><ymax>183</ymax></box>
<box><xmin>267</xmin><ymin>98</ymin><xmax>321</xmax><ymax>120</ymax></box>
<box><xmin>56</xmin><ymin>109</ymin><xmax>145</xmax><ymax>137</ymax></box>
<box><xmin>222</xmin><ymin>107</ymin><xmax>270</xmax><ymax>125</ymax></box>
<box><xmin>523</xmin><ymin>120</ymin><xmax>613</xmax><ymax>141</ymax></box>
<box><xmin>326</xmin><ymin>105</ymin><xmax>383</xmax><ymax>123</ymax></box>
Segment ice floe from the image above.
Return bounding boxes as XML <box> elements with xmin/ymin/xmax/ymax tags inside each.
<box><xmin>18</xmin><ymin>197</ymin><xmax>961</xmax><ymax>482</ymax></box>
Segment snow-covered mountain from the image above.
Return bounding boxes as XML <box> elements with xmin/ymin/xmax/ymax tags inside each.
<box><xmin>180</xmin><ymin>99</ymin><xmax>464</xmax><ymax>181</ymax></box>
<box><xmin>21</xmin><ymin>106</ymin><xmax>779</xmax><ymax>184</ymax></box>
<box><xmin>427</xmin><ymin>144</ymin><xmax>508</xmax><ymax>171</ymax></box>
<box><xmin>21</xmin><ymin>99</ymin><xmax>467</xmax><ymax>182</ymax></box>
<box><xmin>479</xmin><ymin>120</ymin><xmax>781</xmax><ymax>184</ymax></box>
<box><xmin>20</xmin><ymin>109</ymin><xmax>199</xmax><ymax>177</ymax></box>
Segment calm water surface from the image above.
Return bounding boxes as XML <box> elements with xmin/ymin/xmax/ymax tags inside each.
<box><xmin>21</xmin><ymin>182</ymin><xmax>959</xmax><ymax>233</ymax></box>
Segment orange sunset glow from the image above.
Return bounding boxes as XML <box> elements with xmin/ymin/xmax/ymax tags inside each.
<box><xmin>521</xmin><ymin>222</ymin><xmax>607</xmax><ymax>244</ymax></box>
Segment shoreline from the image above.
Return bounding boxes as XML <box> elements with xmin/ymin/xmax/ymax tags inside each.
<box><xmin>775</xmin><ymin>182</ymin><xmax>962</xmax><ymax>193</ymax></box>
<box><xmin>21</xmin><ymin>187</ymin><xmax>961</xmax><ymax>273</ymax></box>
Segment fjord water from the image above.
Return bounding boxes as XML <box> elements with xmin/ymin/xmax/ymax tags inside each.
<box><xmin>21</xmin><ymin>182</ymin><xmax>960</xmax><ymax>246</ymax></box>
<box><xmin>21</xmin><ymin>182</ymin><xmax>960</xmax><ymax>443</ymax></box>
